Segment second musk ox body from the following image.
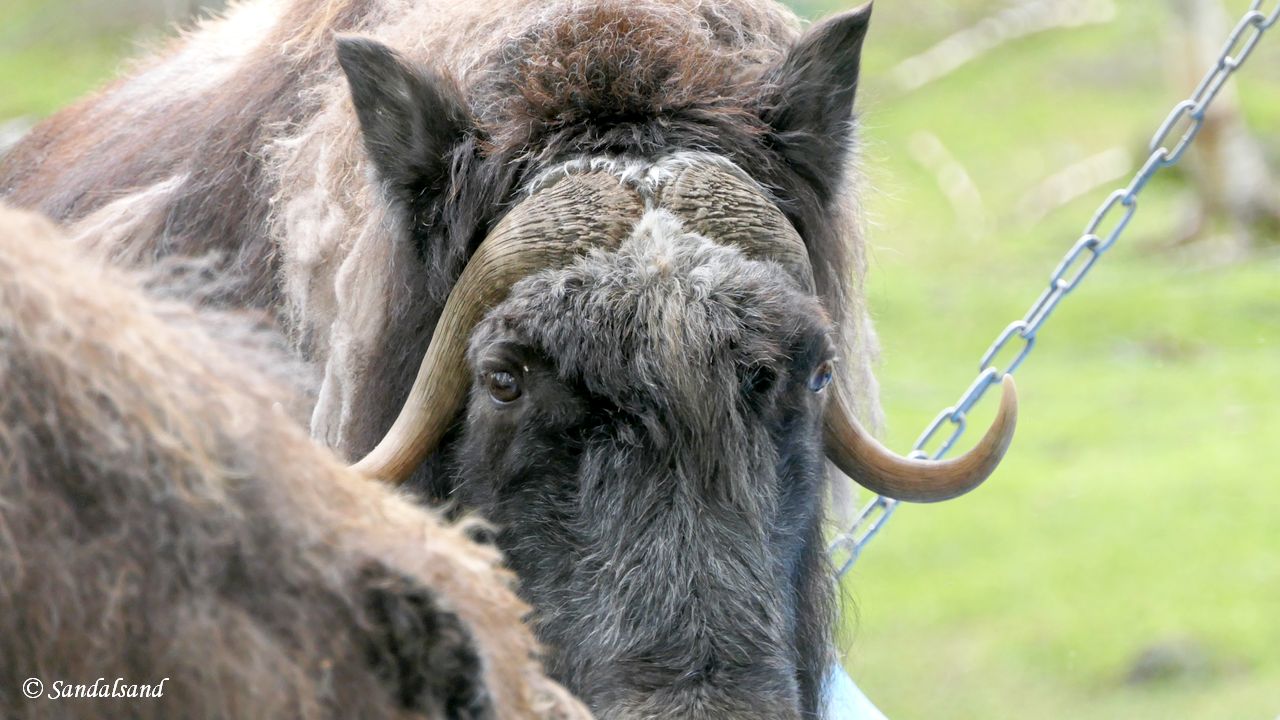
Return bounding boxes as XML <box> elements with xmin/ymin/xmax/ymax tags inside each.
<box><xmin>0</xmin><ymin>206</ymin><xmax>588</xmax><ymax>720</ymax></box>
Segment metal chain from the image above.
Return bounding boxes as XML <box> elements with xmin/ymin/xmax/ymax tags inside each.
<box><xmin>832</xmin><ymin>0</ymin><xmax>1279</xmax><ymax>579</ymax></box>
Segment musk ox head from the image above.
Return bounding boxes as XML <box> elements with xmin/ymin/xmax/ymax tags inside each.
<box><xmin>351</xmin><ymin>156</ymin><xmax>1013</xmax><ymax>719</ymax></box>
<box><xmin>458</xmin><ymin>205</ymin><xmax>841</xmax><ymax>718</ymax></box>
<box><xmin>332</xmin><ymin>3</ymin><xmax>1017</xmax><ymax>718</ymax></box>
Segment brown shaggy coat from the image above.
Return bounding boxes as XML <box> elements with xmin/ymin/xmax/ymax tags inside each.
<box><xmin>0</xmin><ymin>0</ymin><xmax>882</xmax><ymax>478</ymax></box>
<box><xmin>0</xmin><ymin>205</ymin><xmax>588</xmax><ymax>720</ymax></box>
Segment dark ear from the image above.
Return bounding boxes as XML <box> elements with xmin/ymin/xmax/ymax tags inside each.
<box><xmin>359</xmin><ymin>564</ymin><xmax>491</xmax><ymax>716</ymax></box>
<box><xmin>759</xmin><ymin>3</ymin><xmax>872</xmax><ymax>199</ymax></box>
<box><xmin>336</xmin><ymin>36</ymin><xmax>470</xmax><ymax>206</ymax></box>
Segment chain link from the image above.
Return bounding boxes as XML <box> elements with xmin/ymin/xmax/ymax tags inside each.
<box><xmin>831</xmin><ymin>1</ymin><xmax>1276</xmax><ymax>576</ymax></box>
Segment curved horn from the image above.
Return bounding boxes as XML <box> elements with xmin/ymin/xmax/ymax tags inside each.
<box><xmin>825</xmin><ymin>374</ymin><xmax>1017</xmax><ymax>503</ymax></box>
<box><xmin>656</xmin><ymin>160</ymin><xmax>817</xmax><ymax>292</ymax></box>
<box><xmin>661</xmin><ymin>159</ymin><xmax>1018</xmax><ymax>502</ymax></box>
<box><xmin>351</xmin><ymin>172</ymin><xmax>644</xmax><ymax>483</ymax></box>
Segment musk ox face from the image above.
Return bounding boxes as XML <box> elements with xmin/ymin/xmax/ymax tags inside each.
<box><xmin>330</xmin><ymin>4</ymin><xmax>1015</xmax><ymax>718</ymax></box>
<box><xmin>456</xmin><ymin>214</ymin><xmax>836</xmax><ymax>717</ymax></box>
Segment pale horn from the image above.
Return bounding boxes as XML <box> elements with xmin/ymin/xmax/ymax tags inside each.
<box><xmin>351</xmin><ymin>172</ymin><xmax>644</xmax><ymax>483</ymax></box>
<box><xmin>660</xmin><ymin>160</ymin><xmax>1018</xmax><ymax>503</ymax></box>
<box><xmin>824</xmin><ymin>374</ymin><xmax>1017</xmax><ymax>502</ymax></box>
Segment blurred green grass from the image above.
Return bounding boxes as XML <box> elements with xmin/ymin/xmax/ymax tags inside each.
<box><xmin>2</xmin><ymin>0</ymin><xmax>1277</xmax><ymax>717</ymax></box>
<box><xmin>824</xmin><ymin>1</ymin><xmax>1280</xmax><ymax>718</ymax></box>
<box><xmin>0</xmin><ymin>0</ymin><xmax>197</xmax><ymax>118</ymax></box>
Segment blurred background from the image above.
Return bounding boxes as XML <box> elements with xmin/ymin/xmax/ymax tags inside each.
<box><xmin>2</xmin><ymin>0</ymin><xmax>1277</xmax><ymax>717</ymax></box>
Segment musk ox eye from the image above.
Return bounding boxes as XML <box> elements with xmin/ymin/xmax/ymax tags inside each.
<box><xmin>808</xmin><ymin>361</ymin><xmax>834</xmax><ymax>393</ymax></box>
<box><xmin>484</xmin><ymin>370</ymin><xmax>522</xmax><ymax>404</ymax></box>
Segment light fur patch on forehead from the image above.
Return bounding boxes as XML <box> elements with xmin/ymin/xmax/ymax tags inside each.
<box><xmin>525</xmin><ymin>151</ymin><xmax>777</xmax><ymax>210</ymax></box>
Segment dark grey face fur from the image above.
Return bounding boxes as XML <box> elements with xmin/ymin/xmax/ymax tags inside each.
<box><xmin>456</xmin><ymin>215</ymin><xmax>837</xmax><ymax>719</ymax></box>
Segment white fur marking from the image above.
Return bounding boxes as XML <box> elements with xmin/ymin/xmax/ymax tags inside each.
<box><xmin>526</xmin><ymin>151</ymin><xmax>774</xmax><ymax>210</ymax></box>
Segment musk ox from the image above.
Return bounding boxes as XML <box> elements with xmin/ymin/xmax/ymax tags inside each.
<box><xmin>0</xmin><ymin>205</ymin><xmax>587</xmax><ymax>720</ymax></box>
<box><xmin>0</xmin><ymin>0</ymin><xmax>1017</xmax><ymax>717</ymax></box>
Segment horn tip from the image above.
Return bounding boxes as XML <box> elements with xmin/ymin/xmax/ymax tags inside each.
<box><xmin>996</xmin><ymin>373</ymin><xmax>1018</xmax><ymax>446</ymax></box>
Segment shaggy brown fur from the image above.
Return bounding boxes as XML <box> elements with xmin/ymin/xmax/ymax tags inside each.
<box><xmin>0</xmin><ymin>205</ymin><xmax>588</xmax><ymax>720</ymax></box>
<box><xmin>0</xmin><ymin>0</ymin><xmax>881</xmax><ymax>466</ymax></box>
